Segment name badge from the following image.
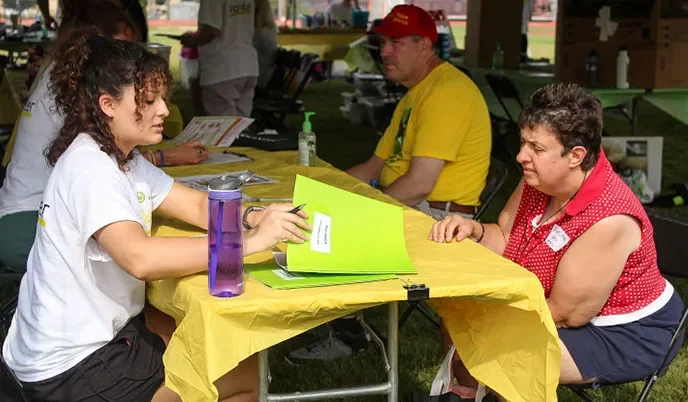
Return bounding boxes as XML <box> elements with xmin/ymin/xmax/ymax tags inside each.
<box><xmin>546</xmin><ymin>224</ymin><xmax>570</xmax><ymax>252</ymax></box>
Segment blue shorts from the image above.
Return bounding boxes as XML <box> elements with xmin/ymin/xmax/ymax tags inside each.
<box><xmin>559</xmin><ymin>291</ymin><xmax>685</xmax><ymax>388</ymax></box>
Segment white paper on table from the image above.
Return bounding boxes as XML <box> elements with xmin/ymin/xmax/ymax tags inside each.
<box><xmin>169</xmin><ymin>116</ymin><xmax>254</xmax><ymax>147</ymax></box>
<box><xmin>200</xmin><ymin>152</ymin><xmax>252</xmax><ymax>165</ymax></box>
<box><xmin>175</xmin><ymin>170</ymin><xmax>278</xmax><ymax>192</ymax></box>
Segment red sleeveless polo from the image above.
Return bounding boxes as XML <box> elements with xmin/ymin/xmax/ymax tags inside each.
<box><xmin>503</xmin><ymin>152</ymin><xmax>666</xmax><ymax>317</ymax></box>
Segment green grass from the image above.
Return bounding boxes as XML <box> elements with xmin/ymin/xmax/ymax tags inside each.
<box><xmin>148</xmin><ymin>24</ymin><xmax>688</xmax><ymax>400</ymax></box>
<box><xmin>451</xmin><ymin>25</ymin><xmax>556</xmax><ymax>62</ymax></box>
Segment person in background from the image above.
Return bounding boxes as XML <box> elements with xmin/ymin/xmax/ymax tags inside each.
<box><xmin>120</xmin><ymin>0</ymin><xmax>149</xmax><ymax>42</ymax></box>
<box><xmin>347</xmin><ymin>5</ymin><xmax>491</xmax><ymax>221</ymax></box>
<box><xmin>521</xmin><ymin>0</ymin><xmax>535</xmax><ymax>62</ymax></box>
<box><xmin>2</xmin><ymin>28</ymin><xmax>311</xmax><ymax>402</ymax></box>
<box><xmin>0</xmin><ymin>4</ymin><xmax>208</xmax><ymax>275</ymax></box>
<box><xmin>290</xmin><ymin>4</ymin><xmax>492</xmax><ymax>363</ymax></box>
<box><xmin>37</xmin><ymin>0</ymin><xmax>147</xmax><ymax>41</ymax></box>
<box><xmin>430</xmin><ymin>83</ymin><xmax>684</xmax><ymax>397</ymax></box>
<box><xmin>181</xmin><ymin>0</ymin><xmax>259</xmax><ymax>117</ymax></box>
<box><xmin>326</xmin><ymin>0</ymin><xmax>360</xmax><ymax>26</ymax></box>
<box><xmin>37</xmin><ymin>0</ymin><xmax>57</xmax><ymax>28</ymax></box>
<box><xmin>254</xmin><ymin>0</ymin><xmax>278</xmax><ymax>91</ymax></box>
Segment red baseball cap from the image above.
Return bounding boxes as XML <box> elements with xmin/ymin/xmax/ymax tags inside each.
<box><xmin>369</xmin><ymin>5</ymin><xmax>438</xmax><ymax>43</ymax></box>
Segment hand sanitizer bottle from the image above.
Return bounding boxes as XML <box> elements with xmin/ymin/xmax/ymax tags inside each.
<box><xmin>298</xmin><ymin>111</ymin><xmax>316</xmax><ymax>166</ymax></box>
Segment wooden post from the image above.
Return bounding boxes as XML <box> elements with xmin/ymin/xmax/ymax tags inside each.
<box><xmin>278</xmin><ymin>0</ymin><xmax>287</xmax><ymax>22</ymax></box>
<box><xmin>464</xmin><ymin>0</ymin><xmax>524</xmax><ymax>69</ymax></box>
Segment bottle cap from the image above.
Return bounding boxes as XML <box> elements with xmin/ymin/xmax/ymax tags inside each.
<box><xmin>303</xmin><ymin>111</ymin><xmax>315</xmax><ymax>133</ymax></box>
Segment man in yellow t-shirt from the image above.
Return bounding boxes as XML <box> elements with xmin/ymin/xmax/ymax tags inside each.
<box><xmin>347</xmin><ymin>4</ymin><xmax>491</xmax><ymax>220</ymax></box>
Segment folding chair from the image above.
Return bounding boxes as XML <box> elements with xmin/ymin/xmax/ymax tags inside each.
<box><xmin>567</xmin><ymin>207</ymin><xmax>688</xmax><ymax>402</ymax></box>
<box><xmin>484</xmin><ymin>73</ymin><xmax>523</xmax><ymax>126</ymax></box>
<box><xmin>474</xmin><ymin>157</ymin><xmax>509</xmax><ymax>221</ymax></box>
<box><xmin>252</xmin><ymin>50</ymin><xmax>318</xmax><ymax>133</ymax></box>
<box><xmin>484</xmin><ymin>74</ymin><xmax>523</xmax><ymax>168</ymax></box>
<box><xmin>455</xmin><ymin>65</ymin><xmax>472</xmax><ymax>80</ymax></box>
<box><xmin>399</xmin><ymin>157</ymin><xmax>510</xmax><ymax>330</ymax></box>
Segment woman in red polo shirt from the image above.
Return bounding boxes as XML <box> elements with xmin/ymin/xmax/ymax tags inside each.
<box><xmin>430</xmin><ymin>83</ymin><xmax>684</xmax><ymax>387</ymax></box>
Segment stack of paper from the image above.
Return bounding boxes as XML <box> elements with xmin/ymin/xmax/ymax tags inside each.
<box><xmin>169</xmin><ymin>116</ymin><xmax>254</xmax><ymax>147</ymax></box>
<box><xmin>246</xmin><ymin>175</ymin><xmax>416</xmax><ymax>289</ymax></box>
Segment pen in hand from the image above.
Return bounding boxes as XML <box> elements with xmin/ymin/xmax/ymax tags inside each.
<box><xmin>289</xmin><ymin>204</ymin><xmax>306</xmax><ymax>214</ymax></box>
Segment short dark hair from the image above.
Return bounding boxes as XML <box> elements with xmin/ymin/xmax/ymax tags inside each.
<box><xmin>518</xmin><ymin>83</ymin><xmax>603</xmax><ymax>170</ymax></box>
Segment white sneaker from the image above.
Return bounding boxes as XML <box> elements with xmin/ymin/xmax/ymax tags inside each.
<box><xmin>288</xmin><ymin>332</ymin><xmax>354</xmax><ymax>361</ymax></box>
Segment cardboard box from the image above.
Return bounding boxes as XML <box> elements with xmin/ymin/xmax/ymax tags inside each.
<box><xmin>555</xmin><ymin>1</ymin><xmax>688</xmax><ymax>89</ymax></box>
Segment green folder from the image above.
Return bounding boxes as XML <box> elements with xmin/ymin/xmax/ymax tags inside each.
<box><xmin>287</xmin><ymin>175</ymin><xmax>417</xmax><ymax>275</ymax></box>
<box><xmin>246</xmin><ymin>260</ymin><xmax>396</xmax><ymax>289</ymax></box>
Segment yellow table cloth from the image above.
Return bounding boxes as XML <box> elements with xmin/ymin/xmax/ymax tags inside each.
<box><xmin>150</xmin><ymin>147</ymin><xmax>560</xmax><ymax>402</ymax></box>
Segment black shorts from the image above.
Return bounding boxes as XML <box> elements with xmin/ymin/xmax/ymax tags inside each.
<box><xmin>21</xmin><ymin>313</ymin><xmax>165</xmax><ymax>402</ymax></box>
<box><xmin>559</xmin><ymin>290</ymin><xmax>685</xmax><ymax>388</ymax></box>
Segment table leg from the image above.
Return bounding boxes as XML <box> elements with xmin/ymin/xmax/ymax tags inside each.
<box><xmin>631</xmin><ymin>96</ymin><xmax>639</xmax><ymax>136</ymax></box>
<box><xmin>259</xmin><ymin>349</ymin><xmax>270</xmax><ymax>402</ymax></box>
<box><xmin>257</xmin><ymin>303</ymin><xmax>398</xmax><ymax>401</ymax></box>
<box><xmin>387</xmin><ymin>302</ymin><xmax>399</xmax><ymax>402</ymax></box>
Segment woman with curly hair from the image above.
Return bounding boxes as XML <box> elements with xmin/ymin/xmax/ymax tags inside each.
<box><xmin>2</xmin><ymin>29</ymin><xmax>310</xmax><ymax>401</ymax></box>
<box><xmin>0</xmin><ymin>3</ymin><xmax>209</xmax><ymax>274</ymax></box>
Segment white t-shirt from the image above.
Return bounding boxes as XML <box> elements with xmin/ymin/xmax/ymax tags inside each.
<box><xmin>0</xmin><ymin>63</ymin><xmax>61</xmax><ymax>219</ymax></box>
<box><xmin>327</xmin><ymin>2</ymin><xmax>353</xmax><ymax>25</ymax></box>
<box><xmin>2</xmin><ymin>134</ymin><xmax>174</xmax><ymax>382</ymax></box>
<box><xmin>253</xmin><ymin>26</ymin><xmax>278</xmax><ymax>89</ymax></box>
<box><xmin>198</xmin><ymin>0</ymin><xmax>258</xmax><ymax>86</ymax></box>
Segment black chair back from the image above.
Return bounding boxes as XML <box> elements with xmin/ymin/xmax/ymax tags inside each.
<box><xmin>475</xmin><ymin>158</ymin><xmax>509</xmax><ymax>221</ymax></box>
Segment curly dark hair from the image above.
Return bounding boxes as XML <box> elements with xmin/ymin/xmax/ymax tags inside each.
<box><xmin>48</xmin><ymin>29</ymin><xmax>173</xmax><ymax>170</ymax></box>
<box><xmin>518</xmin><ymin>83</ymin><xmax>603</xmax><ymax>170</ymax></box>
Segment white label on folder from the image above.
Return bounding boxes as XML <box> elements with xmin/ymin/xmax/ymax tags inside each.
<box><xmin>273</xmin><ymin>269</ymin><xmax>306</xmax><ymax>281</ymax></box>
<box><xmin>311</xmin><ymin>212</ymin><xmax>332</xmax><ymax>253</ymax></box>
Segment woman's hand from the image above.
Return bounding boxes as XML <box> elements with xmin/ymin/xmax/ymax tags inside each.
<box><xmin>244</xmin><ymin>204</ymin><xmax>311</xmax><ymax>255</ymax></box>
<box><xmin>429</xmin><ymin>215</ymin><xmax>479</xmax><ymax>243</ymax></box>
<box><xmin>245</xmin><ymin>203</ymin><xmax>299</xmax><ymax>229</ymax></box>
<box><xmin>163</xmin><ymin>141</ymin><xmax>209</xmax><ymax>166</ymax></box>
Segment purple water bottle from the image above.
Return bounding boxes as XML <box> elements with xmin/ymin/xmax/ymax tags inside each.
<box><xmin>207</xmin><ymin>176</ymin><xmax>244</xmax><ymax>297</ymax></box>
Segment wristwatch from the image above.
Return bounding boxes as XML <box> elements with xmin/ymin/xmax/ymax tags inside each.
<box><xmin>242</xmin><ymin>206</ymin><xmax>265</xmax><ymax>230</ymax></box>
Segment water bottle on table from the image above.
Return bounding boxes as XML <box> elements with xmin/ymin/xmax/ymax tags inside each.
<box><xmin>207</xmin><ymin>177</ymin><xmax>244</xmax><ymax>297</ymax></box>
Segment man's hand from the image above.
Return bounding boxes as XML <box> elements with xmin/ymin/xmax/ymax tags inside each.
<box><xmin>180</xmin><ymin>32</ymin><xmax>198</xmax><ymax>48</ymax></box>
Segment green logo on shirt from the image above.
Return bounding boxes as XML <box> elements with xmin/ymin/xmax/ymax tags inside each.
<box><xmin>137</xmin><ymin>191</ymin><xmax>145</xmax><ymax>203</ymax></box>
<box><xmin>387</xmin><ymin>107</ymin><xmax>412</xmax><ymax>164</ymax></box>
<box><xmin>22</xmin><ymin>101</ymin><xmax>36</xmax><ymax>118</ymax></box>
<box><xmin>229</xmin><ymin>3</ymin><xmax>251</xmax><ymax>16</ymax></box>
